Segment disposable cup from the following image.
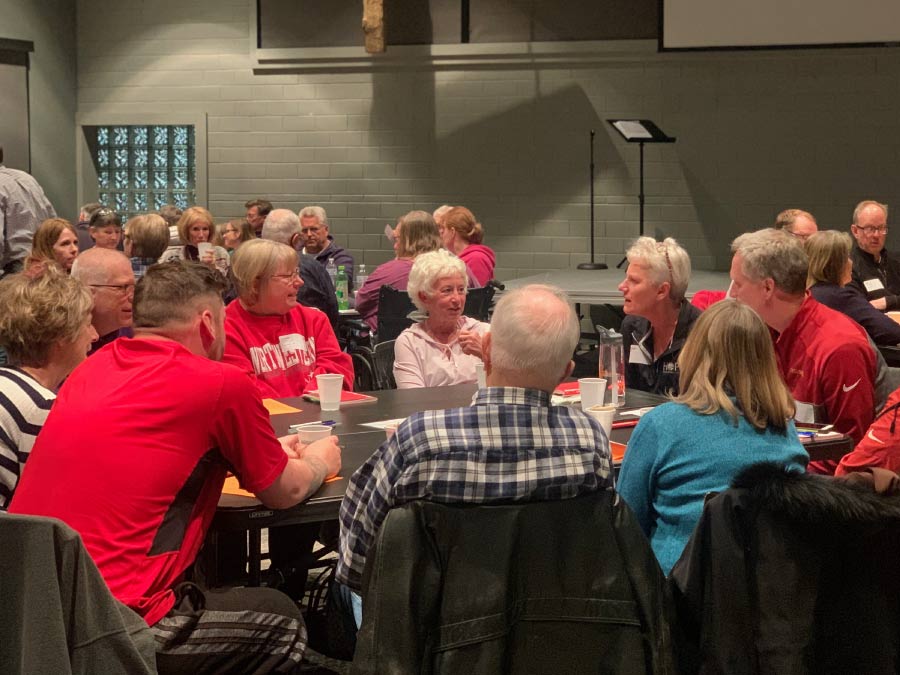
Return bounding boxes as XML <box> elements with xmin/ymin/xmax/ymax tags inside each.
<box><xmin>197</xmin><ymin>242</ymin><xmax>213</xmax><ymax>259</ymax></box>
<box><xmin>475</xmin><ymin>362</ymin><xmax>486</xmax><ymax>388</ymax></box>
<box><xmin>579</xmin><ymin>377</ymin><xmax>607</xmax><ymax>411</ymax></box>
<box><xmin>297</xmin><ymin>424</ymin><xmax>332</xmax><ymax>444</ymax></box>
<box><xmin>587</xmin><ymin>404</ymin><xmax>616</xmax><ymax>440</ymax></box>
<box><xmin>316</xmin><ymin>374</ymin><xmax>344</xmax><ymax>412</ymax></box>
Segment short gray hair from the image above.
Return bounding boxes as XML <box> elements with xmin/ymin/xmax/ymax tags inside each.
<box><xmin>490</xmin><ymin>284</ymin><xmax>579</xmax><ymax>379</ymax></box>
<box><xmin>261</xmin><ymin>209</ymin><xmax>301</xmax><ymax>245</ymax></box>
<box><xmin>731</xmin><ymin>228</ymin><xmax>808</xmax><ymax>295</ymax></box>
<box><xmin>299</xmin><ymin>205</ymin><xmax>328</xmax><ymax>227</ymax></box>
<box><xmin>852</xmin><ymin>200</ymin><xmax>888</xmax><ymax>224</ymax></box>
<box><xmin>625</xmin><ymin>236</ymin><xmax>691</xmax><ymax>303</ymax></box>
<box><xmin>406</xmin><ymin>249</ymin><xmax>468</xmax><ymax>312</ymax></box>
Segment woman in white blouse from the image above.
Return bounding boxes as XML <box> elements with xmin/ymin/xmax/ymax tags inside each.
<box><xmin>393</xmin><ymin>249</ymin><xmax>489</xmax><ymax>388</ymax></box>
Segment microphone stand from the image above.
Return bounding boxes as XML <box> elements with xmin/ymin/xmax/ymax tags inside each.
<box><xmin>578</xmin><ymin>129</ymin><xmax>607</xmax><ymax>270</ymax></box>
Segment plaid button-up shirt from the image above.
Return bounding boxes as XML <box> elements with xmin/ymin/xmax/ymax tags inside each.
<box><xmin>130</xmin><ymin>257</ymin><xmax>158</xmax><ymax>281</ymax></box>
<box><xmin>336</xmin><ymin>386</ymin><xmax>613</xmax><ymax>590</ymax></box>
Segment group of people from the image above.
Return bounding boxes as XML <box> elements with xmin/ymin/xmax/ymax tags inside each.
<box><xmin>8</xmin><ymin>140</ymin><xmax>900</xmax><ymax>671</ymax></box>
<box><xmin>0</xmin><ymin>162</ymin><xmax>508</xmax><ymax>670</ymax></box>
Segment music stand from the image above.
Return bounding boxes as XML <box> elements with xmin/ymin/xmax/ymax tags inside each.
<box><xmin>607</xmin><ymin>119</ymin><xmax>676</xmax><ymax>268</ymax></box>
<box><xmin>577</xmin><ymin>130</ymin><xmax>607</xmax><ymax>270</ymax></box>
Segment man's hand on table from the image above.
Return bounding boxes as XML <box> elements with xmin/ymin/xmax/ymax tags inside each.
<box><xmin>279</xmin><ymin>433</ymin><xmax>342</xmax><ymax>482</ymax></box>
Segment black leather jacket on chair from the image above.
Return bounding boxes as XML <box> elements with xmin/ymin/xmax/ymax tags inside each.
<box><xmin>351</xmin><ymin>490</ymin><xmax>677</xmax><ymax>675</ymax></box>
<box><xmin>671</xmin><ymin>462</ymin><xmax>900</xmax><ymax>675</ymax></box>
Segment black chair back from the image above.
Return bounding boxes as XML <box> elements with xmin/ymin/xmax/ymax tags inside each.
<box><xmin>463</xmin><ymin>284</ymin><xmax>495</xmax><ymax>322</ymax></box>
<box><xmin>372</xmin><ymin>340</ymin><xmax>397</xmax><ymax>390</ymax></box>
<box><xmin>376</xmin><ymin>286</ymin><xmax>416</xmax><ymax>343</ymax></box>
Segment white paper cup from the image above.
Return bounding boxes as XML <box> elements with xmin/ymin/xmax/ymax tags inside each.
<box><xmin>579</xmin><ymin>377</ymin><xmax>607</xmax><ymax>411</ymax></box>
<box><xmin>197</xmin><ymin>242</ymin><xmax>213</xmax><ymax>259</ymax></box>
<box><xmin>316</xmin><ymin>374</ymin><xmax>344</xmax><ymax>411</ymax></box>
<box><xmin>475</xmin><ymin>362</ymin><xmax>486</xmax><ymax>388</ymax></box>
<box><xmin>297</xmin><ymin>424</ymin><xmax>332</xmax><ymax>444</ymax></box>
<box><xmin>587</xmin><ymin>404</ymin><xmax>616</xmax><ymax>439</ymax></box>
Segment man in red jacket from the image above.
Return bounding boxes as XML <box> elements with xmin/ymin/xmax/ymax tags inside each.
<box><xmin>729</xmin><ymin>228</ymin><xmax>876</xmax><ymax>474</ymax></box>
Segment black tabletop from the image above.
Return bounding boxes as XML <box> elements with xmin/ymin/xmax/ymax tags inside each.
<box><xmin>214</xmin><ymin>385</ymin><xmax>853</xmax><ymax>531</ymax></box>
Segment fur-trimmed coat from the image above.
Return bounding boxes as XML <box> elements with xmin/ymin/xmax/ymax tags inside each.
<box><xmin>671</xmin><ymin>462</ymin><xmax>900</xmax><ymax>675</ymax></box>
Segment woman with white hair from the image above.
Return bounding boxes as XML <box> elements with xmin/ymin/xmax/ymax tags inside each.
<box><xmin>617</xmin><ymin>236</ymin><xmax>699</xmax><ymax>396</ymax></box>
<box><xmin>393</xmin><ymin>249</ymin><xmax>489</xmax><ymax>388</ymax></box>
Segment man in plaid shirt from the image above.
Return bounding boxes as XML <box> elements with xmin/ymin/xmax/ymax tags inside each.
<box><xmin>336</xmin><ymin>284</ymin><xmax>613</xmax><ymax>603</ymax></box>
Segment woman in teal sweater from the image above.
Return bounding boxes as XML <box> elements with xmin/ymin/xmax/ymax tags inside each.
<box><xmin>618</xmin><ymin>299</ymin><xmax>808</xmax><ymax>574</ymax></box>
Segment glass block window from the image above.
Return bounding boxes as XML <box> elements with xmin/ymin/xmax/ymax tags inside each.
<box><xmin>88</xmin><ymin>124</ymin><xmax>196</xmax><ymax>219</ymax></box>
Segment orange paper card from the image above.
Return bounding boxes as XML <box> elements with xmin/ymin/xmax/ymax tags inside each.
<box><xmin>222</xmin><ymin>474</ymin><xmax>342</xmax><ymax>499</ymax></box>
<box><xmin>262</xmin><ymin>399</ymin><xmax>303</xmax><ymax>415</ymax></box>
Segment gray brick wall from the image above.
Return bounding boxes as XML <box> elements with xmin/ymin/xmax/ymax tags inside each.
<box><xmin>76</xmin><ymin>0</ymin><xmax>900</xmax><ymax>281</ymax></box>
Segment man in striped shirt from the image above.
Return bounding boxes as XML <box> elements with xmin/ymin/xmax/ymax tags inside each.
<box><xmin>336</xmin><ymin>284</ymin><xmax>614</xmax><ymax>610</ymax></box>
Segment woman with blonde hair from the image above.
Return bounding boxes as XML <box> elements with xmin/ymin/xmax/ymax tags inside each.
<box><xmin>393</xmin><ymin>249</ymin><xmax>489</xmax><ymax>388</ymax></box>
<box><xmin>439</xmin><ymin>206</ymin><xmax>496</xmax><ymax>286</ymax></box>
<box><xmin>223</xmin><ymin>239</ymin><xmax>353</xmax><ymax>398</ymax></box>
<box><xmin>30</xmin><ymin>218</ymin><xmax>79</xmax><ymax>273</ymax></box>
<box><xmin>806</xmin><ymin>230</ymin><xmax>900</xmax><ymax>346</ymax></box>
<box><xmin>158</xmin><ymin>206</ymin><xmax>229</xmax><ymax>276</ymax></box>
<box><xmin>618</xmin><ymin>299</ymin><xmax>808</xmax><ymax>574</ymax></box>
<box><xmin>0</xmin><ymin>266</ymin><xmax>96</xmax><ymax>508</ymax></box>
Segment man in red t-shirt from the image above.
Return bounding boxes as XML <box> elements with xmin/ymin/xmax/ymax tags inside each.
<box><xmin>10</xmin><ymin>261</ymin><xmax>341</xmax><ymax>674</ymax></box>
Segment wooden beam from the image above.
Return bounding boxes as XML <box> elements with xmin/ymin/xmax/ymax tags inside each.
<box><xmin>363</xmin><ymin>0</ymin><xmax>385</xmax><ymax>53</ymax></box>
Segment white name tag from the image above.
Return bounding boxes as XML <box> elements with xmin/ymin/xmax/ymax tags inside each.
<box><xmin>629</xmin><ymin>344</ymin><xmax>651</xmax><ymax>365</ymax></box>
<box><xmin>864</xmin><ymin>278</ymin><xmax>885</xmax><ymax>292</ymax></box>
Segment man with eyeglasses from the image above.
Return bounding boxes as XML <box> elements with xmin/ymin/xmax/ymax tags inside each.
<box><xmin>299</xmin><ymin>205</ymin><xmax>355</xmax><ymax>293</ymax></box>
<box><xmin>849</xmin><ymin>200</ymin><xmax>900</xmax><ymax>312</ymax></box>
<box><xmin>71</xmin><ymin>248</ymin><xmax>135</xmax><ymax>354</ymax></box>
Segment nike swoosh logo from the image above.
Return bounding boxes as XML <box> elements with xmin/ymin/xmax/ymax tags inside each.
<box><xmin>843</xmin><ymin>379</ymin><xmax>861</xmax><ymax>393</ymax></box>
<box><xmin>868</xmin><ymin>429</ymin><xmax>885</xmax><ymax>444</ymax></box>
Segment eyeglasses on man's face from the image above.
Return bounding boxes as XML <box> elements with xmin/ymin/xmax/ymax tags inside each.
<box><xmin>856</xmin><ymin>225</ymin><xmax>888</xmax><ymax>236</ymax></box>
<box><xmin>89</xmin><ymin>283</ymin><xmax>136</xmax><ymax>296</ymax></box>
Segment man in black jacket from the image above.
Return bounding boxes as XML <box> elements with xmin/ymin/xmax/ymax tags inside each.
<box><xmin>299</xmin><ymin>205</ymin><xmax>355</xmax><ymax>294</ymax></box>
<box><xmin>849</xmin><ymin>199</ymin><xmax>900</xmax><ymax>311</ymax></box>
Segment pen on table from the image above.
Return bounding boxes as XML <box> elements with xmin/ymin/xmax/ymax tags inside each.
<box><xmin>611</xmin><ymin>419</ymin><xmax>639</xmax><ymax>429</ymax></box>
<box><xmin>289</xmin><ymin>420</ymin><xmax>337</xmax><ymax>431</ymax></box>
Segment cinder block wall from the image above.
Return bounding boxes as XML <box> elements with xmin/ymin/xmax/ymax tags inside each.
<box><xmin>77</xmin><ymin>0</ymin><xmax>900</xmax><ymax>279</ymax></box>
<box><xmin>1</xmin><ymin>0</ymin><xmax>77</xmax><ymax>214</ymax></box>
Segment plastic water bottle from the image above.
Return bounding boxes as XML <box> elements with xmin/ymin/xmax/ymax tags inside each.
<box><xmin>354</xmin><ymin>263</ymin><xmax>367</xmax><ymax>291</ymax></box>
<box><xmin>325</xmin><ymin>257</ymin><xmax>337</xmax><ymax>287</ymax></box>
<box><xmin>335</xmin><ymin>265</ymin><xmax>350</xmax><ymax>311</ymax></box>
